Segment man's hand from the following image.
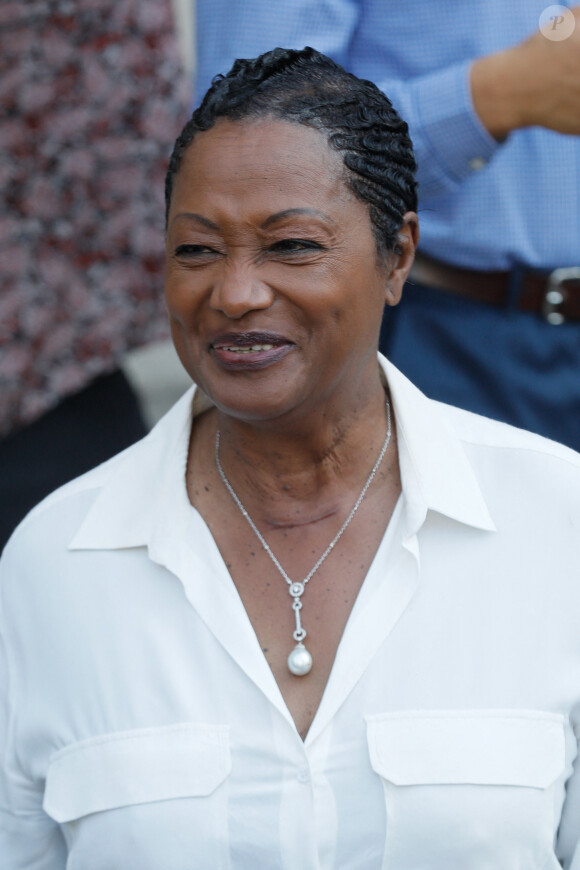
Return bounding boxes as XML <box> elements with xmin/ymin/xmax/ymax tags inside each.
<box><xmin>471</xmin><ymin>5</ymin><xmax>580</xmax><ymax>140</ymax></box>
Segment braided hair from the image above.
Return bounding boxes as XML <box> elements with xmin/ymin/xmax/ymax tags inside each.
<box><xmin>165</xmin><ymin>47</ymin><xmax>417</xmax><ymax>257</ymax></box>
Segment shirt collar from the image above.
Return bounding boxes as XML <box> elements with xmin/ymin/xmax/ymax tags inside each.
<box><xmin>382</xmin><ymin>357</ymin><xmax>496</xmax><ymax>535</ymax></box>
<box><xmin>69</xmin><ymin>355</ymin><xmax>495</xmax><ymax>552</ymax></box>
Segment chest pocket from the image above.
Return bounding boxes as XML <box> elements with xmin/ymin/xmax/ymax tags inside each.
<box><xmin>43</xmin><ymin>723</ymin><xmax>231</xmax><ymax>870</ymax></box>
<box><xmin>366</xmin><ymin>709</ymin><xmax>566</xmax><ymax>870</ymax></box>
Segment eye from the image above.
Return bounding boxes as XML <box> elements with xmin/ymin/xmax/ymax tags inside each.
<box><xmin>269</xmin><ymin>239</ymin><xmax>323</xmax><ymax>254</ymax></box>
<box><xmin>174</xmin><ymin>244</ymin><xmax>217</xmax><ymax>258</ymax></box>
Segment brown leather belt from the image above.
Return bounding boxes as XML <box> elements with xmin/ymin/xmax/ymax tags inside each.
<box><xmin>410</xmin><ymin>253</ymin><xmax>580</xmax><ymax>324</ymax></box>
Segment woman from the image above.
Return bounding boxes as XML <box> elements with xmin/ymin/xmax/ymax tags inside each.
<box><xmin>1</xmin><ymin>47</ymin><xmax>580</xmax><ymax>869</ymax></box>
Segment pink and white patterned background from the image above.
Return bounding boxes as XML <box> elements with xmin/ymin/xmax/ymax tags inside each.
<box><xmin>0</xmin><ymin>0</ymin><xmax>189</xmax><ymax>438</ymax></box>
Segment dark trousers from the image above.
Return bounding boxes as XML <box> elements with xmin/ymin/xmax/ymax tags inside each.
<box><xmin>0</xmin><ymin>370</ymin><xmax>147</xmax><ymax>552</ymax></box>
<box><xmin>380</xmin><ymin>281</ymin><xmax>580</xmax><ymax>451</ymax></box>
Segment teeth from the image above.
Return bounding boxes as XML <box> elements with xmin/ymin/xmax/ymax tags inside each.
<box><xmin>222</xmin><ymin>344</ymin><xmax>274</xmax><ymax>353</ymax></box>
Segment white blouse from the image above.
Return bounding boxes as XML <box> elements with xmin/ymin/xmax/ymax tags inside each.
<box><xmin>1</xmin><ymin>357</ymin><xmax>580</xmax><ymax>869</ymax></box>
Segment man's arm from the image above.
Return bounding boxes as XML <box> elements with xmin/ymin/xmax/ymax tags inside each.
<box><xmin>471</xmin><ymin>6</ymin><xmax>580</xmax><ymax>139</ymax></box>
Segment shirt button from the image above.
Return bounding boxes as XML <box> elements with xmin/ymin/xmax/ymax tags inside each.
<box><xmin>297</xmin><ymin>766</ymin><xmax>310</xmax><ymax>783</ymax></box>
<box><xmin>469</xmin><ymin>156</ymin><xmax>487</xmax><ymax>171</ymax></box>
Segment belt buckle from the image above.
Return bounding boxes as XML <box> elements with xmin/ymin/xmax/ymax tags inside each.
<box><xmin>542</xmin><ymin>267</ymin><xmax>580</xmax><ymax>324</ymax></box>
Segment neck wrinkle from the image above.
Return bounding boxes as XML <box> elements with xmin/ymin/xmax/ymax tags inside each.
<box><xmin>213</xmin><ymin>397</ymin><xmax>396</xmax><ymax>528</ymax></box>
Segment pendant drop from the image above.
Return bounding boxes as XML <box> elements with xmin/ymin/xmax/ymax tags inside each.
<box><xmin>287</xmin><ymin>642</ymin><xmax>313</xmax><ymax>676</ymax></box>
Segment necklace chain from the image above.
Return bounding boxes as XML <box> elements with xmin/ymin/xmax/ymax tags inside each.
<box><xmin>215</xmin><ymin>397</ymin><xmax>392</xmax><ymax>675</ymax></box>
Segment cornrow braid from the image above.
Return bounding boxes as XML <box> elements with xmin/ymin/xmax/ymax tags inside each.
<box><xmin>165</xmin><ymin>47</ymin><xmax>417</xmax><ymax>257</ymax></box>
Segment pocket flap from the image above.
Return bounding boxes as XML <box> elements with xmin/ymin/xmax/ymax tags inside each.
<box><xmin>43</xmin><ymin>723</ymin><xmax>231</xmax><ymax>822</ymax></box>
<box><xmin>366</xmin><ymin>710</ymin><xmax>565</xmax><ymax>788</ymax></box>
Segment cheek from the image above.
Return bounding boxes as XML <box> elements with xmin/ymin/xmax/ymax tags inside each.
<box><xmin>168</xmin><ymin>318</ymin><xmax>194</xmax><ymax>364</ymax></box>
<box><xmin>164</xmin><ymin>280</ymin><xmax>205</xmax><ymax>368</ymax></box>
<box><xmin>165</xmin><ymin>272</ymin><xmax>202</xmax><ymax>329</ymax></box>
<box><xmin>168</xmin><ymin>319</ymin><xmax>207</xmax><ymax>387</ymax></box>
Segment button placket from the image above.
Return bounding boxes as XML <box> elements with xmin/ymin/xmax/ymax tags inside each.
<box><xmin>297</xmin><ymin>765</ymin><xmax>310</xmax><ymax>784</ymax></box>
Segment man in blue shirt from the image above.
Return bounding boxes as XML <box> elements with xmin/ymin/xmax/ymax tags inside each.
<box><xmin>193</xmin><ymin>1</ymin><xmax>580</xmax><ymax>449</ymax></box>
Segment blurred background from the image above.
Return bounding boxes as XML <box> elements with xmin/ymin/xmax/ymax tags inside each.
<box><xmin>121</xmin><ymin>0</ymin><xmax>195</xmax><ymax>427</ymax></box>
<box><xmin>0</xmin><ymin>0</ymin><xmax>196</xmax><ymax>549</ymax></box>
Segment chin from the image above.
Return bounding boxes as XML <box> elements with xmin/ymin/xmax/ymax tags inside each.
<box><xmin>191</xmin><ymin>356</ymin><xmax>308</xmax><ymax>421</ymax></box>
<box><xmin>210</xmin><ymin>390</ymin><xmax>297</xmax><ymax>425</ymax></box>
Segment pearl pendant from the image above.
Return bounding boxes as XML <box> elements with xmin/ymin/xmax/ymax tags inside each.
<box><xmin>287</xmin><ymin>642</ymin><xmax>313</xmax><ymax>676</ymax></box>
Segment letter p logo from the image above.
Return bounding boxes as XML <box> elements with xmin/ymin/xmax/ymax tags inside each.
<box><xmin>539</xmin><ymin>5</ymin><xmax>576</xmax><ymax>40</ymax></box>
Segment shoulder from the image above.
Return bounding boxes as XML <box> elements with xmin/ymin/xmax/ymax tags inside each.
<box><xmin>439</xmin><ymin>401</ymin><xmax>580</xmax><ymax>514</ymax></box>
<box><xmin>0</xmin><ymin>443</ymin><xmax>135</xmax><ymax>595</ymax></box>
<box><xmin>7</xmin><ymin>442</ymin><xmax>133</xmax><ymax>544</ymax></box>
<box><xmin>441</xmin><ymin>400</ymin><xmax>580</xmax><ymax>468</ymax></box>
<box><xmin>2</xmin><ymin>386</ymin><xmax>197</xmax><ymax>559</ymax></box>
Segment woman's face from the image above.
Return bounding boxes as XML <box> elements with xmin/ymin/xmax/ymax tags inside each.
<box><xmin>165</xmin><ymin>118</ymin><xmax>415</xmax><ymax>424</ymax></box>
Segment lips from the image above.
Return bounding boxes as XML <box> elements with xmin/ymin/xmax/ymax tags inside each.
<box><xmin>210</xmin><ymin>331</ymin><xmax>294</xmax><ymax>370</ymax></box>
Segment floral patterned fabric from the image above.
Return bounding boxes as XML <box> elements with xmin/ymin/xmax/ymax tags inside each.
<box><xmin>0</xmin><ymin>0</ymin><xmax>188</xmax><ymax>438</ymax></box>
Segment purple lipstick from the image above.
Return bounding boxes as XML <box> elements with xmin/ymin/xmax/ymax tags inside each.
<box><xmin>210</xmin><ymin>331</ymin><xmax>294</xmax><ymax>370</ymax></box>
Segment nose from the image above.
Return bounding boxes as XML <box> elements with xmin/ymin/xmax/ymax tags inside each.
<box><xmin>209</xmin><ymin>259</ymin><xmax>274</xmax><ymax>319</ymax></box>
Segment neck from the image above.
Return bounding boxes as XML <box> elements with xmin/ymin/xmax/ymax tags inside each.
<box><xmin>212</xmin><ymin>384</ymin><xmax>394</xmax><ymax>527</ymax></box>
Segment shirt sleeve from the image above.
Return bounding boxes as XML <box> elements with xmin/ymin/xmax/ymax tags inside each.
<box><xmin>373</xmin><ymin>61</ymin><xmax>499</xmax><ymax>199</ymax></box>
<box><xmin>0</xmin><ymin>551</ymin><xmax>67</xmax><ymax>869</ymax></box>
<box><xmin>192</xmin><ymin>0</ymin><xmax>500</xmax><ymax>199</ymax></box>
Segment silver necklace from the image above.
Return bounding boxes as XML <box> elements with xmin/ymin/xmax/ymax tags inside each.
<box><xmin>215</xmin><ymin>398</ymin><xmax>392</xmax><ymax>677</ymax></box>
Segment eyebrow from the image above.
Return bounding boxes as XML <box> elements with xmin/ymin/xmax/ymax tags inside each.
<box><xmin>171</xmin><ymin>212</ymin><xmax>220</xmax><ymax>231</ymax></box>
<box><xmin>261</xmin><ymin>208</ymin><xmax>335</xmax><ymax>229</ymax></box>
<box><xmin>171</xmin><ymin>207</ymin><xmax>336</xmax><ymax>231</ymax></box>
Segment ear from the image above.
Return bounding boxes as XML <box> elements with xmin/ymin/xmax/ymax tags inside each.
<box><xmin>384</xmin><ymin>212</ymin><xmax>419</xmax><ymax>307</ymax></box>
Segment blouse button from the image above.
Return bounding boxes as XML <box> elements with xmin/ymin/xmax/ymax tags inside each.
<box><xmin>297</xmin><ymin>766</ymin><xmax>310</xmax><ymax>783</ymax></box>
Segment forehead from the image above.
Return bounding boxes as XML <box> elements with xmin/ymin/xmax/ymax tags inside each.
<box><xmin>170</xmin><ymin>118</ymin><xmax>354</xmax><ymax>218</ymax></box>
